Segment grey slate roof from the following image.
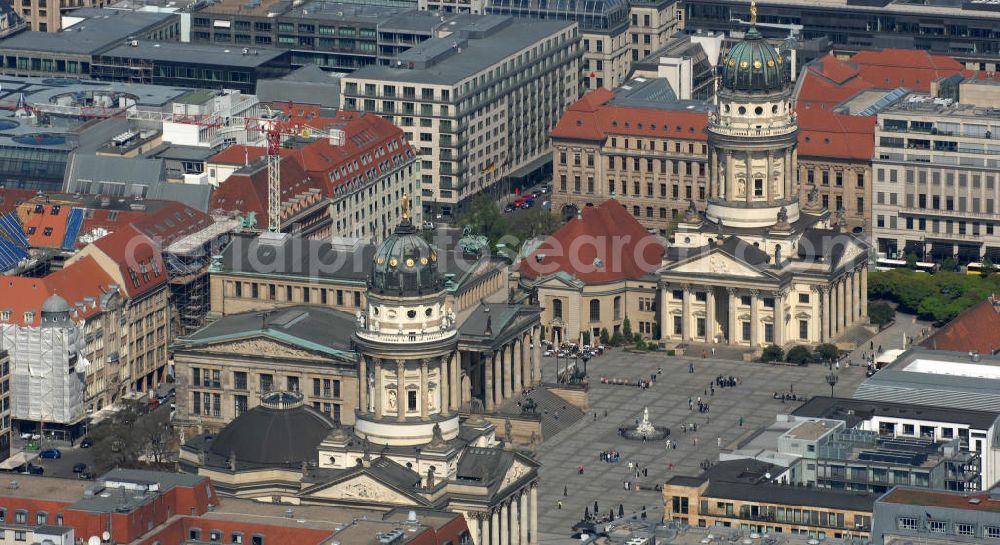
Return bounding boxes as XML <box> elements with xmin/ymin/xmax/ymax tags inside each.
<box><xmin>97</xmin><ymin>41</ymin><xmax>287</xmax><ymax>67</ymax></box>
<box><xmin>793</xmin><ymin>396</ymin><xmax>1000</xmax><ymax>430</ymax></box>
<box><xmin>64</xmin><ymin>154</ymin><xmax>212</xmax><ymax>211</ymax></box>
<box><xmin>176</xmin><ymin>305</ymin><xmax>357</xmax><ymax>357</ymax></box>
<box><xmin>209</xmin><ymin>403</ymin><xmax>335</xmax><ymax>465</ymax></box>
<box><xmin>701</xmin><ymin>459</ymin><xmax>876</xmax><ymax>511</ymax></box>
<box><xmin>219</xmin><ymin>233</ymin><xmax>375</xmax><ymax>285</ymax></box>
<box><xmin>256</xmin><ymin>64</ymin><xmax>343</xmax><ymax>108</ymax></box>
<box><xmin>854</xmin><ymin>349</ymin><xmax>1000</xmax><ymax>412</ymax></box>
<box><xmin>0</xmin><ymin>9</ymin><xmax>173</xmax><ymax>55</ymax></box>
<box><xmin>349</xmin><ymin>16</ymin><xmax>573</xmax><ymax>85</ymax></box>
<box><xmin>65</xmin><ymin>154</ymin><xmax>164</xmax><ymax>187</ymax></box>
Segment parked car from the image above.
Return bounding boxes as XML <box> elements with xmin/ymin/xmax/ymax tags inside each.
<box><xmin>422</xmin><ymin>221</ymin><xmax>435</xmax><ymax>231</ymax></box>
<box><xmin>19</xmin><ymin>433</ymin><xmax>39</xmax><ymax>441</ymax></box>
<box><xmin>72</xmin><ymin>463</ymin><xmax>87</xmax><ymax>473</ymax></box>
<box><xmin>78</xmin><ymin>471</ymin><xmax>93</xmax><ymax>480</ymax></box>
<box><xmin>14</xmin><ymin>464</ymin><xmax>43</xmax><ymax>475</ymax></box>
<box><xmin>79</xmin><ymin>437</ymin><xmax>93</xmax><ymax>448</ymax></box>
<box><xmin>503</xmin><ymin>204</ymin><xmax>515</xmax><ymax>214</ymax></box>
<box><xmin>39</xmin><ymin>448</ymin><xmax>61</xmax><ymax>459</ymax></box>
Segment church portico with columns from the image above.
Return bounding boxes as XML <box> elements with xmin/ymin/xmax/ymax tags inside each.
<box><xmin>653</xmin><ymin>5</ymin><xmax>869</xmax><ymax>352</ymax></box>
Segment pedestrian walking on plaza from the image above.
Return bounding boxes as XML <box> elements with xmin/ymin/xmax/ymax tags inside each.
<box><xmin>739</xmin><ymin>416</ymin><xmax>744</xmax><ymax>427</ymax></box>
<box><xmin>558</xmin><ymin>501</ymin><xmax>563</xmax><ymax>509</ymax></box>
<box><xmin>689</xmin><ymin>362</ymin><xmax>695</xmax><ymax>373</ymax></box>
<box><xmin>595</xmin><ymin>501</ymin><xmax>599</xmax><ymax>513</ymax></box>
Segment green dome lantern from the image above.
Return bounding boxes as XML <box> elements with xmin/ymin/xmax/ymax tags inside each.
<box><xmin>369</xmin><ymin>194</ymin><xmax>442</xmax><ymax>296</ymax></box>
<box><xmin>720</xmin><ymin>2</ymin><xmax>789</xmax><ymax>94</ymax></box>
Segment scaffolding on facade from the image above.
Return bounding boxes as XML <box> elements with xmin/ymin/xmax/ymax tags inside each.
<box><xmin>164</xmin><ymin>218</ymin><xmax>240</xmax><ymax>336</ymax></box>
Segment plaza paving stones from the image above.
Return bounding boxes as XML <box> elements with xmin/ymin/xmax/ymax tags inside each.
<box><xmin>532</xmin><ymin>351</ymin><xmax>870</xmax><ymax>544</ymax></box>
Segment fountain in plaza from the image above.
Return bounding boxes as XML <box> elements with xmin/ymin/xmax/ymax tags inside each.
<box><xmin>620</xmin><ymin>407</ymin><xmax>670</xmax><ymax>440</ymax></box>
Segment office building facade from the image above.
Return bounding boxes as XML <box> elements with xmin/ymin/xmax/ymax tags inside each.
<box><xmin>341</xmin><ymin>15</ymin><xmax>580</xmax><ymax>217</ymax></box>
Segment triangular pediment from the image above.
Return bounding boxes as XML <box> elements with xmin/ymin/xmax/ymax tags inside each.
<box><xmin>835</xmin><ymin>239</ymin><xmax>865</xmax><ymax>271</ymax></box>
<box><xmin>197</xmin><ymin>336</ymin><xmax>326</xmax><ymax>361</ymax></box>
<box><xmin>498</xmin><ymin>459</ymin><xmax>533</xmax><ymax>491</ymax></box>
<box><xmin>665</xmin><ymin>250</ymin><xmax>768</xmax><ymax>278</ymax></box>
<box><xmin>303</xmin><ymin>473</ymin><xmax>418</xmax><ymax>505</ymax></box>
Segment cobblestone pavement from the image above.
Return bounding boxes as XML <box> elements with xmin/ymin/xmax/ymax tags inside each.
<box><xmin>533</xmin><ymin>350</ymin><xmax>872</xmax><ymax>544</ymax></box>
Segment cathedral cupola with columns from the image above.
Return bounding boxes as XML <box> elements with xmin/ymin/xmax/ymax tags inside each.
<box><xmin>705</xmin><ymin>0</ymin><xmax>800</xmax><ymax>230</ymax></box>
<box><xmin>654</xmin><ymin>3</ymin><xmax>871</xmax><ymax>354</ymax></box>
<box><xmin>353</xmin><ymin>194</ymin><xmax>462</xmax><ymax>447</ymax></box>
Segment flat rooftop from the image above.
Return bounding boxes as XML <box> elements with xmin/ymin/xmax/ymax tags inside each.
<box><xmin>881</xmin><ymin>92</ymin><xmax>1000</xmax><ymax>119</ymax></box>
<box><xmin>724</xmin><ymin>0</ymin><xmax>1000</xmax><ymax>20</ymax></box>
<box><xmin>793</xmin><ymin>396</ymin><xmax>1000</xmax><ymax>430</ymax></box>
<box><xmin>880</xmin><ymin>487</ymin><xmax>1000</xmax><ymax>513</ymax></box>
<box><xmin>204</xmin><ymin>498</ymin><xmax>378</xmax><ymax>531</ymax></box>
<box><xmin>349</xmin><ymin>16</ymin><xmax>574</xmax><ymax>85</ymax></box>
<box><xmin>97</xmin><ymin>41</ymin><xmax>287</xmax><ymax>67</ymax></box>
<box><xmin>0</xmin><ymin>476</ymin><xmax>90</xmax><ymax>504</ymax></box>
<box><xmin>854</xmin><ymin>349</ymin><xmax>1000</xmax><ymax>412</ymax></box>
<box><xmin>0</xmin><ymin>9</ymin><xmax>174</xmax><ymax>55</ymax></box>
<box><xmin>784</xmin><ymin>419</ymin><xmax>839</xmax><ymax>441</ymax></box>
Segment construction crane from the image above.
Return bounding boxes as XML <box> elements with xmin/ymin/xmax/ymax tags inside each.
<box><xmin>0</xmin><ymin>95</ymin><xmax>343</xmax><ymax>234</ymax></box>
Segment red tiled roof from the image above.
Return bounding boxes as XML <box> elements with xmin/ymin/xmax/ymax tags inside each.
<box><xmin>552</xmin><ymin>89</ymin><xmax>708</xmax><ymax>142</ymax></box>
<box><xmin>796</xmin><ymin>107</ymin><xmax>876</xmax><ymax>160</ymax></box>
<box><xmin>0</xmin><ymin>256</ymin><xmax>117</xmax><ymax>327</ymax></box>
<box><xmin>4</xmin><ymin>192</ymin><xmax>213</xmax><ymax>249</ymax></box>
<box><xmin>0</xmin><ymin>188</ymin><xmax>39</xmax><ymax>215</ymax></box>
<box><xmin>920</xmin><ymin>297</ymin><xmax>1000</xmax><ymax>354</ymax></box>
<box><xmin>209</xmin><ymin>113</ymin><xmax>413</xmax><ymax>219</ymax></box>
<box><xmin>882</xmin><ymin>487</ymin><xmax>1000</xmax><ymax>513</ymax></box>
<box><xmin>517</xmin><ymin>199</ymin><xmax>664</xmax><ymax>284</ymax></box>
<box><xmin>850</xmin><ymin>49</ymin><xmax>964</xmax><ymax>92</ymax></box>
<box><xmin>17</xmin><ymin>201</ymin><xmax>70</xmax><ymax>248</ymax></box>
<box><xmin>208</xmin><ymin>145</ymin><xmax>267</xmax><ymax>166</ymax></box>
<box><xmin>89</xmin><ymin>224</ymin><xmax>167</xmax><ymax>299</ymax></box>
<box><xmin>210</xmin><ymin>154</ymin><xmax>324</xmax><ymax>223</ymax></box>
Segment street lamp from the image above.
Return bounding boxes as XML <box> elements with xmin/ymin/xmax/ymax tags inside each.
<box><xmin>826</xmin><ymin>372</ymin><xmax>839</xmax><ymax>397</ymax></box>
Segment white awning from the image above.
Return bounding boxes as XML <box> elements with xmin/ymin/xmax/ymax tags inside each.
<box><xmin>0</xmin><ymin>451</ymin><xmax>38</xmax><ymax>470</ymax></box>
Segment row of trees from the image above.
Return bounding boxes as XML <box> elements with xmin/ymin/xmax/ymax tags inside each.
<box><xmin>868</xmin><ymin>268</ymin><xmax>1000</xmax><ymax>323</ymax></box>
<box><xmin>760</xmin><ymin>343</ymin><xmax>841</xmax><ymax>365</ymax></box>
<box><xmin>457</xmin><ymin>195</ymin><xmax>560</xmax><ymax>250</ymax></box>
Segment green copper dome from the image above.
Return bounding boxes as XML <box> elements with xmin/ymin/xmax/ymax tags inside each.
<box><xmin>720</xmin><ymin>27</ymin><xmax>789</xmax><ymax>93</ymax></box>
<box><xmin>369</xmin><ymin>216</ymin><xmax>442</xmax><ymax>296</ymax></box>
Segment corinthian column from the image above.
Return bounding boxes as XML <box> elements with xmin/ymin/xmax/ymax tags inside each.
<box><xmin>396</xmin><ymin>359</ymin><xmax>406</xmax><ymax>422</ymax></box>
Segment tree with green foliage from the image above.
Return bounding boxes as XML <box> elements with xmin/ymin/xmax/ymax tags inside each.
<box><xmin>760</xmin><ymin>345</ymin><xmax>784</xmax><ymax>363</ymax></box>
<box><xmin>869</xmin><ymin>268</ymin><xmax>1000</xmax><ymax>324</ymax></box>
<box><xmin>610</xmin><ymin>331</ymin><xmax>624</xmax><ymax>346</ymax></box>
<box><xmin>786</xmin><ymin>345</ymin><xmax>813</xmax><ymax>365</ymax></box>
<box><xmin>815</xmin><ymin>343</ymin><xmax>840</xmax><ymax>363</ymax></box>
<box><xmin>510</xmin><ymin>206</ymin><xmax>561</xmax><ymax>243</ymax></box>
<box><xmin>905</xmin><ymin>252</ymin><xmax>918</xmax><ymax>270</ymax></box>
<box><xmin>457</xmin><ymin>194</ymin><xmax>508</xmax><ymax>248</ymax></box>
<box><xmin>634</xmin><ymin>339</ymin><xmax>646</xmax><ymax>350</ymax></box>
<box><xmin>599</xmin><ymin>328</ymin><xmax>610</xmax><ymax>346</ymax></box>
<box><xmin>982</xmin><ymin>257</ymin><xmax>996</xmax><ymax>278</ymax></box>
<box><xmin>940</xmin><ymin>257</ymin><xmax>959</xmax><ymax>273</ymax></box>
<box><xmin>622</xmin><ymin>317</ymin><xmax>632</xmax><ymax>338</ymax></box>
<box><xmin>582</xmin><ymin>330</ymin><xmax>591</xmax><ymax>345</ymax></box>
<box><xmin>868</xmin><ymin>301</ymin><xmax>896</xmax><ymax>328</ymax></box>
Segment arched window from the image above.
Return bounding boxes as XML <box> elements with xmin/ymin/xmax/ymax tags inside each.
<box><xmin>590</xmin><ymin>299</ymin><xmax>601</xmax><ymax>322</ymax></box>
<box><xmin>553</xmin><ymin>299</ymin><xmax>563</xmax><ymax>319</ymax></box>
<box><xmin>613</xmin><ymin>296</ymin><xmax>622</xmax><ymax>320</ymax></box>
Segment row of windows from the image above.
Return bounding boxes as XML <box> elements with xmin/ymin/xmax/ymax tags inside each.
<box><xmin>805</xmin><ymin>169</ymin><xmax>864</xmax><ymax>188</ymax></box>
<box><xmin>558</xmin><ymin>175</ymin><xmax>706</xmax><ymax>202</ymax></box>
<box><xmin>0</xmin><ymin>507</ymin><xmax>60</xmax><ymax>526</ymax></box>
<box><xmin>188</xmin><ymin>528</ymin><xmax>264</xmax><ymax>544</ymax></box>
<box><xmin>231</xmin><ymin>282</ymin><xmax>362</xmax><ymax>307</ymax></box>
<box><xmin>877</xmin><ymin>167</ymin><xmax>997</xmax><ymax>188</ymax></box>
<box><xmin>882</xmin><ymin>216</ymin><xmax>997</xmax><ymax>237</ymax></box>
<box><xmin>897</xmin><ymin>517</ymin><xmax>999</xmax><ymax>538</ymax></box>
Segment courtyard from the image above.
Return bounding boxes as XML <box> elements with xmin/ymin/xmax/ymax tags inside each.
<box><xmin>532</xmin><ymin>314</ymin><xmax>929</xmax><ymax>544</ymax></box>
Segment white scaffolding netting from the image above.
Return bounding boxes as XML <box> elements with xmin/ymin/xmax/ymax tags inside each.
<box><xmin>0</xmin><ymin>320</ymin><xmax>86</xmax><ymax>425</ymax></box>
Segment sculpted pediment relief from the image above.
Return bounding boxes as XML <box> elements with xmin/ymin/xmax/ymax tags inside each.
<box><xmin>306</xmin><ymin>474</ymin><xmax>415</xmax><ymax>505</ymax></box>
<box><xmin>499</xmin><ymin>459</ymin><xmax>533</xmax><ymax>491</ymax></box>
<box><xmin>202</xmin><ymin>337</ymin><xmax>325</xmax><ymax>361</ymax></box>
<box><xmin>667</xmin><ymin>252</ymin><xmax>766</xmax><ymax>278</ymax></box>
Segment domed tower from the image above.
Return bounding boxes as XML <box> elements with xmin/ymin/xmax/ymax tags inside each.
<box><xmin>705</xmin><ymin>1</ymin><xmax>799</xmax><ymax>229</ymax></box>
<box><xmin>40</xmin><ymin>294</ymin><xmax>72</xmax><ymax>326</ymax></box>
<box><xmin>353</xmin><ymin>195</ymin><xmax>460</xmax><ymax>446</ymax></box>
